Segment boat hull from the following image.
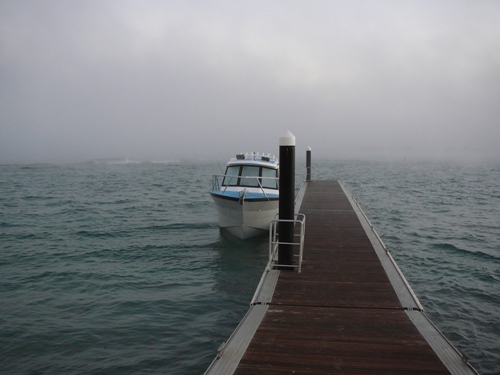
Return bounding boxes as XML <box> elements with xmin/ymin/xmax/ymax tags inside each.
<box><xmin>210</xmin><ymin>193</ymin><xmax>279</xmax><ymax>239</ymax></box>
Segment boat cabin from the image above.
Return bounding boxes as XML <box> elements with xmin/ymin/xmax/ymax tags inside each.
<box><xmin>222</xmin><ymin>153</ymin><xmax>279</xmax><ymax>190</ymax></box>
<box><xmin>223</xmin><ymin>165</ymin><xmax>278</xmax><ymax>189</ymax></box>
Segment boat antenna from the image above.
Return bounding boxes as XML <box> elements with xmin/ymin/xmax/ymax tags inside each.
<box><xmin>215</xmin><ymin>158</ymin><xmax>224</xmax><ymax>174</ymax></box>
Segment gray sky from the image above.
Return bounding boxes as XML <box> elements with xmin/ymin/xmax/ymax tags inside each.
<box><xmin>1</xmin><ymin>1</ymin><xmax>499</xmax><ymax>163</ymax></box>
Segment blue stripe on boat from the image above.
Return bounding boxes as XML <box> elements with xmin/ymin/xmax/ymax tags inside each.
<box><xmin>212</xmin><ymin>191</ymin><xmax>279</xmax><ymax>200</ymax></box>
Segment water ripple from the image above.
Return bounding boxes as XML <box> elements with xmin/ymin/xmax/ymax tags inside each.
<box><xmin>1</xmin><ymin>160</ymin><xmax>499</xmax><ymax>374</ymax></box>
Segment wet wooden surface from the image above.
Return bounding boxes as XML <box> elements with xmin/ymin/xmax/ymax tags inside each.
<box><xmin>233</xmin><ymin>180</ymin><xmax>451</xmax><ymax>374</ymax></box>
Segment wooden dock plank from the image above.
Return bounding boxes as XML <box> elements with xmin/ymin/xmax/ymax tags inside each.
<box><xmin>272</xmin><ymin>181</ymin><xmax>403</xmax><ymax>310</ymax></box>
<box><xmin>205</xmin><ymin>180</ymin><xmax>478</xmax><ymax>375</ymax></box>
<box><xmin>235</xmin><ymin>307</ymin><xmax>450</xmax><ymax>375</ymax></box>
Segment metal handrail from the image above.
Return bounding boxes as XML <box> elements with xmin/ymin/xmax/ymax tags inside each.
<box><xmin>268</xmin><ymin>213</ymin><xmax>306</xmax><ymax>273</ymax></box>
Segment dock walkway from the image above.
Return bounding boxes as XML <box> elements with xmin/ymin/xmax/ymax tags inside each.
<box><xmin>205</xmin><ymin>180</ymin><xmax>478</xmax><ymax>374</ymax></box>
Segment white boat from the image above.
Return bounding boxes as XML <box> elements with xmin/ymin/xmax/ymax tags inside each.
<box><xmin>211</xmin><ymin>152</ymin><xmax>279</xmax><ymax>239</ymax></box>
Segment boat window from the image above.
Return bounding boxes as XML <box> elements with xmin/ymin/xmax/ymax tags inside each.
<box><xmin>261</xmin><ymin>167</ymin><xmax>278</xmax><ymax>189</ymax></box>
<box><xmin>223</xmin><ymin>166</ymin><xmax>240</xmax><ymax>186</ymax></box>
<box><xmin>240</xmin><ymin>166</ymin><xmax>260</xmax><ymax>187</ymax></box>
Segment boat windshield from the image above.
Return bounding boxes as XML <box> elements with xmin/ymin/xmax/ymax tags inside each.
<box><xmin>222</xmin><ymin>165</ymin><xmax>278</xmax><ymax>189</ymax></box>
<box><xmin>222</xmin><ymin>166</ymin><xmax>239</xmax><ymax>186</ymax></box>
<box><xmin>261</xmin><ymin>167</ymin><xmax>278</xmax><ymax>189</ymax></box>
<box><xmin>240</xmin><ymin>166</ymin><xmax>260</xmax><ymax>187</ymax></box>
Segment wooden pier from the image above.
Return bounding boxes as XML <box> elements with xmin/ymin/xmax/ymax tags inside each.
<box><xmin>205</xmin><ymin>180</ymin><xmax>478</xmax><ymax>375</ymax></box>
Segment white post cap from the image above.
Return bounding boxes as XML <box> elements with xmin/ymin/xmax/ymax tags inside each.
<box><xmin>279</xmin><ymin>130</ymin><xmax>296</xmax><ymax>146</ymax></box>
<box><xmin>307</xmin><ymin>146</ymin><xmax>312</xmax><ymax>151</ymax></box>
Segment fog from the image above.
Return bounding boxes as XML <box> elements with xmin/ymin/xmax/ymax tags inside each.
<box><xmin>1</xmin><ymin>1</ymin><xmax>499</xmax><ymax>163</ymax></box>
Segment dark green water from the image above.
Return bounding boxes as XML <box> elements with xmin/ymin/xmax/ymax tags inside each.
<box><xmin>1</xmin><ymin>160</ymin><xmax>499</xmax><ymax>374</ymax></box>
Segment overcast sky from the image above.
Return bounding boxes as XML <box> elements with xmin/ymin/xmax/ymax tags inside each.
<box><xmin>1</xmin><ymin>1</ymin><xmax>499</xmax><ymax>163</ymax></box>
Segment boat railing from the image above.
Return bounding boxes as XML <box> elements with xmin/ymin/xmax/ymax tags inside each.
<box><xmin>268</xmin><ymin>213</ymin><xmax>306</xmax><ymax>273</ymax></box>
<box><xmin>211</xmin><ymin>174</ymin><xmax>279</xmax><ymax>200</ymax></box>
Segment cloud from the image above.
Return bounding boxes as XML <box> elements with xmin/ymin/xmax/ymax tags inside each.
<box><xmin>1</xmin><ymin>0</ymin><xmax>499</xmax><ymax>163</ymax></box>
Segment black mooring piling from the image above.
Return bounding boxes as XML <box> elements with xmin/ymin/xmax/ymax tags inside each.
<box><xmin>278</xmin><ymin>130</ymin><xmax>295</xmax><ymax>268</ymax></box>
<box><xmin>306</xmin><ymin>146</ymin><xmax>312</xmax><ymax>182</ymax></box>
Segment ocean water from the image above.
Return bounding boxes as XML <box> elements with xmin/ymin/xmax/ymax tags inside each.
<box><xmin>1</xmin><ymin>159</ymin><xmax>499</xmax><ymax>374</ymax></box>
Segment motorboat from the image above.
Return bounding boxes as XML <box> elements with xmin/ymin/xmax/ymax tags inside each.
<box><xmin>211</xmin><ymin>152</ymin><xmax>279</xmax><ymax>239</ymax></box>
